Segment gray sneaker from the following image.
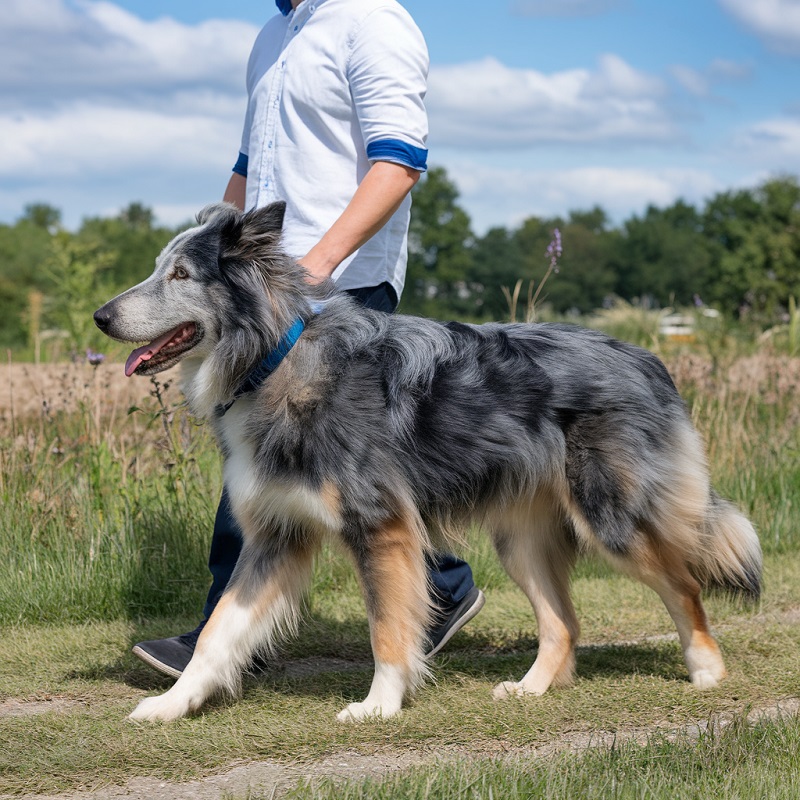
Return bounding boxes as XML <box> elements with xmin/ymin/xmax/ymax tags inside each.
<box><xmin>426</xmin><ymin>586</ymin><xmax>485</xmax><ymax>657</ymax></box>
<box><xmin>131</xmin><ymin>620</ymin><xmax>206</xmax><ymax>679</ymax></box>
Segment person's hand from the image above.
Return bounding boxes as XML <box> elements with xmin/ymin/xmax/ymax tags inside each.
<box><xmin>297</xmin><ymin>252</ymin><xmax>336</xmax><ymax>285</ymax></box>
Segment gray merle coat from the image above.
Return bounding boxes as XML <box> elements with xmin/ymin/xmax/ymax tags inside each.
<box><xmin>93</xmin><ymin>202</ymin><xmax>762</xmax><ymax>723</ymax></box>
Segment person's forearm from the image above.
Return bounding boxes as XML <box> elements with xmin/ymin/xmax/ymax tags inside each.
<box><xmin>300</xmin><ymin>161</ymin><xmax>420</xmax><ymax>283</ymax></box>
<box><xmin>224</xmin><ymin>172</ymin><xmax>247</xmax><ymax>211</ymax></box>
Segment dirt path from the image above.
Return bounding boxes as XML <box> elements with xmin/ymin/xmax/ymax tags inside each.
<box><xmin>4</xmin><ymin>696</ymin><xmax>798</xmax><ymax>800</ymax></box>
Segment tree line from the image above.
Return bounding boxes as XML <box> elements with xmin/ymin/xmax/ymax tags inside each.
<box><xmin>403</xmin><ymin>169</ymin><xmax>800</xmax><ymax>325</ymax></box>
<box><xmin>1</xmin><ymin>168</ymin><xmax>799</xmax><ymax>353</ymax></box>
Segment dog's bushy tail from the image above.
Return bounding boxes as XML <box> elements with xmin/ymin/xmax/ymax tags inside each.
<box><xmin>693</xmin><ymin>490</ymin><xmax>762</xmax><ymax>599</ymax></box>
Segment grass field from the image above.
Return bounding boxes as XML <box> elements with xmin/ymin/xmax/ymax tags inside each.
<box><xmin>1</xmin><ymin>337</ymin><xmax>799</xmax><ymax>798</ymax></box>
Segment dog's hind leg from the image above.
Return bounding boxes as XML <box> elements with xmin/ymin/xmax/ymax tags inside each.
<box><xmin>129</xmin><ymin>539</ymin><xmax>316</xmax><ymax>722</ymax></box>
<box><xmin>609</xmin><ymin>537</ymin><xmax>727</xmax><ymax>689</ymax></box>
<box><xmin>337</xmin><ymin>515</ymin><xmax>431</xmax><ymax>722</ymax></box>
<box><xmin>490</xmin><ymin>494</ymin><xmax>580</xmax><ymax>700</ymax></box>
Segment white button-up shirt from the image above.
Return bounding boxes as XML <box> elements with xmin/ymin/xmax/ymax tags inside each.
<box><xmin>238</xmin><ymin>0</ymin><xmax>429</xmax><ymax>297</ymax></box>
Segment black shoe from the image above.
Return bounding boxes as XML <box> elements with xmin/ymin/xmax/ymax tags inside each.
<box><xmin>133</xmin><ymin>587</ymin><xmax>486</xmax><ymax>677</ymax></box>
<box><xmin>132</xmin><ymin>619</ymin><xmax>206</xmax><ymax>679</ymax></box>
<box><xmin>426</xmin><ymin>586</ymin><xmax>485</xmax><ymax>657</ymax></box>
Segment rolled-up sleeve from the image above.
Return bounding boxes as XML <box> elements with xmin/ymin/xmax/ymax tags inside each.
<box><xmin>347</xmin><ymin>5</ymin><xmax>429</xmax><ymax>172</ymax></box>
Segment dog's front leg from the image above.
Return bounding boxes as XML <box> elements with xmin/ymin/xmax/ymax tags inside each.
<box><xmin>129</xmin><ymin>541</ymin><xmax>315</xmax><ymax>722</ymax></box>
<box><xmin>337</xmin><ymin>515</ymin><xmax>431</xmax><ymax>722</ymax></box>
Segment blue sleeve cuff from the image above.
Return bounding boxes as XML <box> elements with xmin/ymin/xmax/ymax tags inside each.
<box><xmin>232</xmin><ymin>152</ymin><xmax>249</xmax><ymax>177</ymax></box>
<box><xmin>366</xmin><ymin>139</ymin><xmax>427</xmax><ymax>172</ymax></box>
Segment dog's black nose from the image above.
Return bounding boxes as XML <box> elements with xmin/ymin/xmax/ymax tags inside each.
<box><xmin>93</xmin><ymin>308</ymin><xmax>110</xmax><ymax>332</ymax></box>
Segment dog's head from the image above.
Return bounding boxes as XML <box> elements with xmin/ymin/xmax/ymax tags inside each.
<box><xmin>94</xmin><ymin>201</ymin><xmax>311</xmax><ymax>377</ymax></box>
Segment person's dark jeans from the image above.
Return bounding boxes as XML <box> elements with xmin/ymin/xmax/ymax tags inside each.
<box><xmin>203</xmin><ymin>282</ymin><xmax>475</xmax><ymax>618</ymax></box>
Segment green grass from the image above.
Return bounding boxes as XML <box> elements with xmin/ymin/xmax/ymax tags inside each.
<box><xmin>1</xmin><ymin>553</ymin><xmax>799</xmax><ymax>796</ymax></box>
<box><xmin>284</xmin><ymin>714</ymin><xmax>800</xmax><ymax>799</ymax></box>
<box><xmin>0</xmin><ymin>351</ymin><xmax>799</xmax><ymax>796</ymax></box>
<box><xmin>0</xmin><ymin>373</ymin><xmax>220</xmax><ymax>624</ymax></box>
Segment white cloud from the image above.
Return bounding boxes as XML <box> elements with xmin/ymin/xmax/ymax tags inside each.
<box><xmin>151</xmin><ymin>203</ymin><xmax>207</xmax><ymax>228</ymax></box>
<box><xmin>669</xmin><ymin>59</ymin><xmax>751</xmax><ymax>98</ymax></box>
<box><xmin>718</xmin><ymin>0</ymin><xmax>800</xmax><ymax>55</ymax></box>
<box><xmin>439</xmin><ymin>161</ymin><xmax>721</xmax><ymax>232</ymax></box>
<box><xmin>427</xmin><ymin>55</ymin><xmax>673</xmax><ymax>149</ymax></box>
<box><xmin>0</xmin><ymin>0</ymin><xmax>257</xmax><ymax>107</ymax></box>
<box><xmin>0</xmin><ymin>0</ymin><xmax>252</xmax><ymax>225</ymax></box>
<box><xmin>670</xmin><ymin>65</ymin><xmax>711</xmax><ymax>98</ymax></box>
<box><xmin>511</xmin><ymin>0</ymin><xmax>626</xmax><ymax>17</ymax></box>
<box><xmin>708</xmin><ymin>58</ymin><xmax>752</xmax><ymax>80</ymax></box>
<box><xmin>0</xmin><ymin>103</ymin><xmax>239</xmax><ymax>179</ymax></box>
<box><xmin>733</xmin><ymin>117</ymin><xmax>800</xmax><ymax>165</ymax></box>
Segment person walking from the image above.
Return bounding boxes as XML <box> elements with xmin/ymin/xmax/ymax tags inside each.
<box><xmin>133</xmin><ymin>0</ymin><xmax>484</xmax><ymax>679</ymax></box>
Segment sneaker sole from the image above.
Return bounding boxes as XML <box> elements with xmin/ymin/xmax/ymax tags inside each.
<box><xmin>131</xmin><ymin>645</ymin><xmax>184</xmax><ymax>679</ymax></box>
<box><xmin>427</xmin><ymin>589</ymin><xmax>486</xmax><ymax>658</ymax></box>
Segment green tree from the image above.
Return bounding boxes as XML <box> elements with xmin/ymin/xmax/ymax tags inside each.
<box><xmin>402</xmin><ymin>167</ymin><xmax>474</xmax><ymax>317</ymax></box>
<box><xmin>21</xmin><ymin>202</ymin><xmax>62</xmax><ymax>232</ymax></box>
<box><xmin>468</xmin><ymin>226</ymin><xmax>526</xmax><ymax>320</ymax></box>
<box><xmin>545</xmin><ymin>211</ymin><xmax>617</xmax><ymax>314</ymax></box>
<box><xmin>43</xmin><ymin>232</ymin><xmax>115</xmax><ymax>353</ymax></box>
<box><xmin>614</xmin><ymin>200</ymin><xmax>710</xmax><ymax>307</ymax></box>
<box><xmin>507</xmin><ymin>209</ymin><xmax>616</xmax><ymax>316</ymax></box>
<box><xmin>76</xmin><ymin>202</ymin><xmax>179</xmax><ymax>290</ymax></box>
<box><xmin>0</xmin><ymin>212</ymin><xmax>59</xmax><ymax>348</ymax></box>
<box><xmin>703</xmin><ymin>177</ymin><xmax>800</xmax><ymax>319</ymax></box>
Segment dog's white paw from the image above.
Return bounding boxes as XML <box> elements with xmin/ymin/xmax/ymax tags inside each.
<box><xmin>492</xmin><ymin>680</ymin><xmax>544</xmax><ymax>701</ymax></box>
<box><xmin>336</xmin><ymin>701</ymin><xmax>400</xmax><ymax>722</ymax></box>
<box><xmin>128</xmin><ymin>692</ymin><xmax>193</xmax><ymax>722</ymax></box>
<box><xmin>689</xmin><ymin>669</ymin><xmax>720</xmax><ymax>690</ymax></box>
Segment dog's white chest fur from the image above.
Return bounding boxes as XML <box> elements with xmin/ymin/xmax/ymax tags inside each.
<box><xmin>219</xmin><ymin>400</ymin><xmax>342</xmax><ymax>537</ymax></box>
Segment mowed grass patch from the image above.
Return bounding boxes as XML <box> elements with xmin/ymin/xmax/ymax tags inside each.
<box><xmin>283</xmin><ymin>714</ymin><xmax>800</xmax><ymax>800</ymax></box>
<box><xmin>1</xmin><ymin>552</ymin><xmax>799</xmax><ymax>796</ymax></box>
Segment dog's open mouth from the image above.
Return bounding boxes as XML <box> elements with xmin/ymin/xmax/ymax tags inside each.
<box><xmin>124</xmin><ymin>322</ymin><xmax>203</xmax><ymax>377</ymax></box>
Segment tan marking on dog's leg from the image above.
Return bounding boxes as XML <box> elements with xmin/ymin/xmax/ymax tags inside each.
<box><xmin>672</xmin><ymin>584</ymin><xmax>727</xmax><ymax>688</ymax></box>
<box><xmin>338</xmin><ymin>515</ymin><xmax>430</xmax><ymax>722</ymax></box>
<box><xmin>490</xmin><ymin>494</ymin><xmax>579</xmax><ymax>700</ymax></box>
<box><xmin>319</xmin><ymin>480</ymin><xmax>342</xmax><ymax>521</ymax></box>
<box><xmin>613</xmin><ymin>537</ymin><xmax>726</xmax><ymax>689</ymax></box>
<box><xmin>129</xmin><ymin>543</ymin><xmax>317</xmax><ymax>722</ymax></box>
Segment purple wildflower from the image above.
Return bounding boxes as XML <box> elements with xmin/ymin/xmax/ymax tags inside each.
<box><xmin>86</xmin><ymin>348</ymin><xmax>105</xmax><ymax>366</ymax></box>
<box><xmin>545</xmin><ymin>228</ymin><xmax>562</xmax><ymax>273</ymax></box>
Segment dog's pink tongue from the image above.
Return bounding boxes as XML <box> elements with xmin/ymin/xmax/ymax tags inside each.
<box><xmin>124</xmin><ymin>329</ymin><xmax>182</xmax><ymax>377</ymax></box>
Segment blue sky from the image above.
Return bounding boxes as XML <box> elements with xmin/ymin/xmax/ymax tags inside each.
<box><xmin>2</xmin><ymin>0</ymin><xmax>800</xmax><ymax>233</ymax></box>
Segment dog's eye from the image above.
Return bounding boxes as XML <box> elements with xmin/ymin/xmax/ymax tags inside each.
<box><xmin>172</xmin><ymin>266</ymin><xmax>190</xmax><ymax>280</ymax></box>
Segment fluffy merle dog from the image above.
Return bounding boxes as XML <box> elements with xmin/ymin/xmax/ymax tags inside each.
<box><xmin>94</xmin><ymin>202</ymin><xmax>761</xmax><ymax>723</ymax></box>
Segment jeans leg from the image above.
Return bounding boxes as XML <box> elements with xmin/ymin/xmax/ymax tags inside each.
<box><xmin>427</xmin><ymin>553</ymin><xmax>475</xmax><ymax>609</ymax></box>
<box><xmin>203</xmin><ymin>489</ymin><xmax>243</xmax><ymax>619</ymax></box>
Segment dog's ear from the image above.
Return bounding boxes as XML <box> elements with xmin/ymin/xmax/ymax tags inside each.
<box><xmin>242</xmin><ymin>201</ymin><xmax>286</xmax><ymax>237</ymax></box>
<box><xmin>218</xmin><ymin>201</ymin><xmax>286</xmax><ymax>263</ymax></box>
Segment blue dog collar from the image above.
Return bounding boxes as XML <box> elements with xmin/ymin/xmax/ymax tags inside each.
<box><xmin>217</xmin><ymin>316</ymin><xmax>307</xmax><ymax>417</ymax></box>
<box><xmin>239</xmin><ymin>317</ymin><xmax>306</xmax><ymax>392</ymax></box>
